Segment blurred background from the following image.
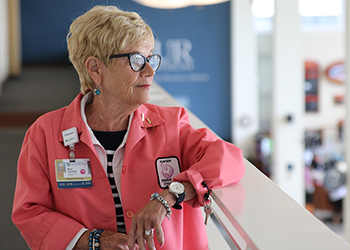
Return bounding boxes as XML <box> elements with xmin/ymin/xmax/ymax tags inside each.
<box><xmin>0</xmin><ymin>0</ymin><xmax>349</xmax><ymax>249</ymax></box>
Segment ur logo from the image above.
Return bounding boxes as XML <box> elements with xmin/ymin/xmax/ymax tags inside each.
<box><xmin>155</xmin><ymin>38</ymin><xmax>194</xmax><ymax>71</ymax></box>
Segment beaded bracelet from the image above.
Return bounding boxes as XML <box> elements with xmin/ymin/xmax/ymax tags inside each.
<box><xmin>88</xmin><ymin>229</ymin><xmax>104</xmax><ymax>250</ymax></box>
<box><xmin>150</xmin><ymin>193</ymin><xmax>172</xmax><ymax>220</ymax></box>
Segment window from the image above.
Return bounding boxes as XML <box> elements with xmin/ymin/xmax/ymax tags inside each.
<box><xmin>252</xmin><ymin>0</ymin><xmax>344</xmax><ymax>33</ymax></box>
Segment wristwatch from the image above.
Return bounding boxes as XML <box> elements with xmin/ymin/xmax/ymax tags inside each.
<box><xmin>168</xmin><ymin>182</ymin><xmax>186</xmax><ymax>210</ymax></box>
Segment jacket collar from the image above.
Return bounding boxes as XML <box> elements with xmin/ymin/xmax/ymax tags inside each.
<box><xmin>58</xmin><ymin>93</ymin><xmax>166</xmax><ymax>151</ymax></box>
<box><xmin>59</xmin><ymin>93</ymin><xmax>89</xmax><ymax>144</ymax></box>
<box><xmin>133</xmin><ymin>104</ymin><xmax>166</xmax><ymax>129</ymax></box>
<box><xmin>124</xmin><ymin>104</ymin><xmax>165</xmax><ymax>159</ymax></box>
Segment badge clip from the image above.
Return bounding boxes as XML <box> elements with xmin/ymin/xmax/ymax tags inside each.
<box><xmin>69</xmin><ymin>144</ymin><xmax>76</xmax><ymax>162</ymax></box>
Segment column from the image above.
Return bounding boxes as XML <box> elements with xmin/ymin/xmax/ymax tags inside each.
<box><xmin>272</xmin><ymin>0</ymin><xmax>305</xmax><ymax>204</ymax></box>
<box><xmin>231</xmin><ymin>0</ymin><xmax>259</xmax><ymax>156</ymax></box>
<box><xmin>8</xmin><ymin>0</ymin><xmax>21</xmax><ymax>76</ymax></box>
<box><xmin>344</xmin><ymin>0</ymin><xmax>350</xmax><ymax>243</ymax></box>
<box><xmin>0</xmin><ymin>0</ymin><xmax>9</xmax><ymax>95</ymax></box>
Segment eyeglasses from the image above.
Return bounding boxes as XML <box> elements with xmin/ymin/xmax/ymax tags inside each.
<box><xmin>110</xmin><ymin>53</ymin><xmax>161</xmax><ymax>72</ymax></box>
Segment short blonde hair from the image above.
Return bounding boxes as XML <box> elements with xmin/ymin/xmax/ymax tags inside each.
<box><xmin>67</xmin><ymin>5</ymin><xmax>154</xmax><ymax>94</ymax></box>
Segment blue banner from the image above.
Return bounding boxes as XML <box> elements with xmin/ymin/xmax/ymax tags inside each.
<box><xmin>21</xmin><ymin>0</ymin><xmax>232</xmax><ymax>140</ymax></box>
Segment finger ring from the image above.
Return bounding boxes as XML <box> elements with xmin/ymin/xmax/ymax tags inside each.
<box><xmin>145</xmin><ymin>229</ymin><xmax>153</xmax><ymax>236</ymax></box>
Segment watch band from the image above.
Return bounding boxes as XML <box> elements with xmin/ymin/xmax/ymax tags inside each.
<box><xmin>172</xmin><ymin>192</ymin><xmax>186</xmax><ymax>210</ymax></box>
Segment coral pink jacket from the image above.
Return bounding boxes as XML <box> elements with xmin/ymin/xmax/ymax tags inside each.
<box><xmin>12</xmin><ymin>93</ymin><xmax>245</xmax><ymax>250</ymax></box>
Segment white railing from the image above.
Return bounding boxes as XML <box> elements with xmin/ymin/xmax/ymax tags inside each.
<box><xmin>209</xmin><ymin>160</ymin><xmax>350</xmax><ymax>250</ymax></box>
<box><xmin>149</xmin><ymin>83</ymin><xmax>350</xmax><ymax>250</ymax></box>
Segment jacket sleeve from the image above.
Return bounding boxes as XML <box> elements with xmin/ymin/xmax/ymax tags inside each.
<box><xmin>173</xmin><ymin>107</ymin><xmax>246</xmax><ymax>207</ymax></box>
<box><xmin>11</xmin><ymin>125</ymin><xmax>83</xmax><ymax>250</ymax></box>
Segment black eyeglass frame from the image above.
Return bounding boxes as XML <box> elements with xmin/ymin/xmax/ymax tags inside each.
<box><xmin>110</xmin><ymin>53</ymin><xmax>161</xmax><ymax>72</ymax></box>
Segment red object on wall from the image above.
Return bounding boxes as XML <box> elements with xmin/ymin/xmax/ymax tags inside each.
<box><xmin>305</xmin><ymin>61</ymin><xmax>319</xmax><ymax>112</ymax></box>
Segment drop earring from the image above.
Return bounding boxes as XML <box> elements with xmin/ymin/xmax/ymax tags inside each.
<box><xmin>93</xmin><ymin>84</ymin><xmax>101</xmax><ymax>95</ymax></box>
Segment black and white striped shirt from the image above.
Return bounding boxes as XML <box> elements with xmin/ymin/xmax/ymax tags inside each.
<box><xmin>93</xmin><ymin>130</ymin><xmax>127</xmax><ymax>234</ymax></box>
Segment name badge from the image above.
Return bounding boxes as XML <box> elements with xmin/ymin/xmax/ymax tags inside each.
<box><xmin>55</xmin><ymin>159</ymin><xmax>92</xmax><ymax>189</ymax></box>
<box><xmin>155</xmin><ymin>157</ymin><xmax>181</xmax><ymax>188</ymax></box>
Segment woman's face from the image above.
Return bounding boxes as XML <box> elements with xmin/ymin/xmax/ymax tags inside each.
<box><xmin>100</xmin><ymin>41</ymin><xmax>155</xmax><ymax>109</ymax></box>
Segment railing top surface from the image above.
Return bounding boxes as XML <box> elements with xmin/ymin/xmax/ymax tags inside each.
<box><xmin>213</xmin><ymin>159</ymin><xmax>350</xmax><ymax>250</ymax></box>
<box><xmin>149</xmin><ymin>82</ymin><xmax>350</xmax><ymax>250</ymax></box>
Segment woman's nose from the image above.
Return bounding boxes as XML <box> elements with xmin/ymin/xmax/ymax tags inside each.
<box><xmin>141</xmin><ymin>62</ymin><xmax>156</xmax><ymax>77</ymax></box>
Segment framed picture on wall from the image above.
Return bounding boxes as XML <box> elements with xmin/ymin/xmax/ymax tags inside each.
<box><xmin>305</xmin><ymin>61</ymin><xmax>319</xmax><ymax>112</ymax></box>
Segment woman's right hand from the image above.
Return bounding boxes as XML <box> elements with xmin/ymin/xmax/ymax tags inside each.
<box><xmin>73</xmin><ymin>230</ymin><xmax>135</xmax><ymax>250</ymax></box>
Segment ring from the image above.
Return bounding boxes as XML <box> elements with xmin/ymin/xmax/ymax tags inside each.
<box><xmin>145</xmin><ymin>229</ymin><xmax>153</xmax><ymax>236</ymax></box>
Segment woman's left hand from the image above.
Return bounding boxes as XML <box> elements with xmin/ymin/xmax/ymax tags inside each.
<box><xmin>127</xmin><ymin>190</ymin><xmax>175</xmax><ymax>250</ymax></box>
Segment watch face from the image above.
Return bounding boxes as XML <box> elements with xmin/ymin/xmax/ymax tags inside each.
<box><xmin>170</xmin><ymin>182</ymin><xmax>185</xmax><ymax>194</ymax></box>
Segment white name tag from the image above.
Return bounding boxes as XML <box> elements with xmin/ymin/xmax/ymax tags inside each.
<box><xmin>62</xmin><ymin>127</ymin><xmax>79</xmax><ymax>147</ymax></box>
<box><xmin>55</xmin><ymin>159</ymin><xmax>92</xmax><ymax>189</ymax></box>
<box><xmin>156</xmin><ymin>157</ymin><xmax>181</xmax><ymax>189</ymax></box>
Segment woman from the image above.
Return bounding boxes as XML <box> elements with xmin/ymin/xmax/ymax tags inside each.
<box><xmin>12</xmin><ymin>5</ymin><xmax>245</xmax><ymax>250</ymax></box>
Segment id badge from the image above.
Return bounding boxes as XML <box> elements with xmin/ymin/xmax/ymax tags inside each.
<box><xmin>55</xmin><ymin>159</ymin><xmax>92</xmax><ymax>189</ymax></box>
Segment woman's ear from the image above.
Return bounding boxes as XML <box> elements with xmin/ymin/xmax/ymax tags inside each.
<box><xmin>85</xmin><ymin>56</ymin><xmax>102</xmax><ymax>84</ymax></box>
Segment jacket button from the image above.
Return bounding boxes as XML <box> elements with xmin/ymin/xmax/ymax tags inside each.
<box><xmin>122</xmin><ymin>166</ymin><xmax>127</xmax><ymax>174</ymax></box>
<box><xmin>125</xmin><ymin>210</ymin><xmax>134</xmax><ymax>218</ymax></box>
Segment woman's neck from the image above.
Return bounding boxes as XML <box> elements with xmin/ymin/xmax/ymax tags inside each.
<box><xmin>85</xmin><ymin>98</ymin><xmax>138</xmax><ymax>132</ymax></box>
